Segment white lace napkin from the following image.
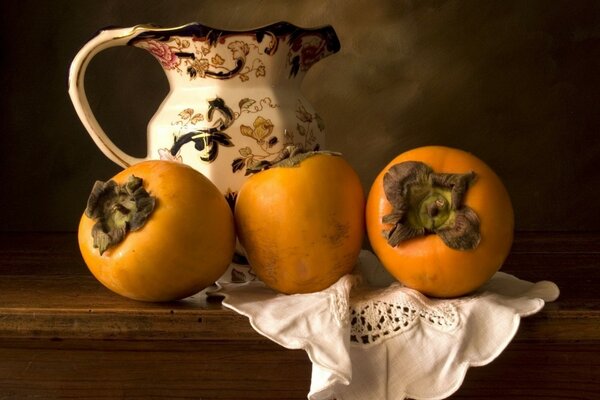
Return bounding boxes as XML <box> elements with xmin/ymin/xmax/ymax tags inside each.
<box><xmin>213</xmin><ymin>250</ymin><xmax>559</xmax><ymax>400</ymax></box>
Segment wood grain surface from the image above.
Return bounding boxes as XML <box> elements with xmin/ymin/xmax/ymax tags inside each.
<box><xmin>0</xmin><ymin>232</ymin><xmax>598</xmax><ymax>399</ymax></box>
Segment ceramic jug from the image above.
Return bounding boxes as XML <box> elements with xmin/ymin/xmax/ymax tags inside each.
<box><xmin>69</xmin><ymin>22</ymin><xmax>340</xmax><ymax>199</ymax></box>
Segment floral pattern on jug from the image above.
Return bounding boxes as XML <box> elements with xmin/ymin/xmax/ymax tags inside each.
<box><xmin>68</xmin><ymin>21</ymin><xmax>340</xmax><ymax>197</ymax></box>
<box><xmin>158</xmin><ymin>96</ymin><xmax>324</xmax><ymax>177</ymax></box>
<box><xmin>158</xmin><ymin>95</ymin><xmax>279</xmax><ymax>167</ymax></box>
<box><xmin>231</xmin><ymin>99</ymin><xmax>324</xmax><ymax>175</ymax></box>
<box><xmin>133</xmin><ymin>34</ymin><xmax>273</xmax><ymax>82</ymax></box>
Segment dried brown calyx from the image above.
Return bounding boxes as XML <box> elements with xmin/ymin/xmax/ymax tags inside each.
<box><xmin>382</xmin><ymin>161</ymin><xmax>480</xmax><ymax>250</ymax></box>
<box><xmin>85</xmin><ymin>175</ymin><xmax>156</xmax><ymax>255</ymax></box>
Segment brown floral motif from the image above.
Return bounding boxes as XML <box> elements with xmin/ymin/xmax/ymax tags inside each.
<box><xmin>295</xmin><ymin>101</ymin><xmax>324</xmax><ymax>149</ymax></box>
<box><xmin>240</xmin><ymin>117</ymin><xmax>274</xmax><ymax>143</ymax></box>
<box><xmin>134</xmin><ymin>36</ymin><xmax>271</xmax><ymax>82</ymax></box>
<box><xmin>288</xmin><ymin>36</ymin><xmax>329</xmax><ymax>77</ymax></box>
<box><xmin>235</xmin><ymin>97</ymin><xmax>278</xmax><ymax>117</ymax></box>
<box><xmin>231</xmin><ymin>99</ymin><xmax>323</xmax><ymax>175</ymax></box>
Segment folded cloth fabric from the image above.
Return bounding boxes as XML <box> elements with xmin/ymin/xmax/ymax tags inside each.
<box><xmin>213</xmin><ymin>250</ymin><xmax>560</xmax><ymax>400</ymax></box>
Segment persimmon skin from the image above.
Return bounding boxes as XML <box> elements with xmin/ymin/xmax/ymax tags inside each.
<box><xmin>235</xmin><ymin>154</ymin><xmax>365</xmax><ymax>294</ymax></box>
<box><xmin>366</xmin><ymin>146</ymin><xmax>514</xmax><ymax>298</ymax></box>
<box><xmin>78</xmin><ymin>160</ymin><xmax>235</xmax><ymax>302</ymax></box>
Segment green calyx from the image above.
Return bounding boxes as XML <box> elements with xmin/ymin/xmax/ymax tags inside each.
<box><xmin>382</xmin><ymin>161</ymin><xmax>480</xmax><ymax>250</ymax></box>
<box><xmin>246</xmin><ymin>144</ymin><xmax>341</xmax><ymax>173</ymax></box>
<box><xmin>84</xmin><ymin>175</ymin><xmax>156</xmax><ymax>255</ymax></box>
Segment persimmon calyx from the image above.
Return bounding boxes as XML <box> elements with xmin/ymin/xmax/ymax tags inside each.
<box><xmin>85</xmin><ymin>175</ymin><xmax>156</xmax><ymax>255</ymax></box>
<box><xmin>382</xmin><ymin>161</ymin><xmax>480</xmax><ymax>250</ymax></box>
<box><xmin>246</xmin><ymin>144</ymin><xmax>341</xmax><ymax>173</ymax></box>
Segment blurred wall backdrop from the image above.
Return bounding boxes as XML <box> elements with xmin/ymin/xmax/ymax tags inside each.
<box><xmin>1</xmin><ymin>0</ymin><xmax>599</xmax><ymax>232</ymax></box>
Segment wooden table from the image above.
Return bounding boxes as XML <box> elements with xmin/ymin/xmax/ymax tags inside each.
<box><xmin>0</xmin><ymin>232</ymin><xmax>598</xmax><ymax>399</ymax></box>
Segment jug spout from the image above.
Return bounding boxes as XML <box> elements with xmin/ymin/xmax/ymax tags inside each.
<box><xmin>127</xmin><ymin>21</ymin><xmax>340</xmax><ymax>85</ymax></box>
<box><xmin>287</xmin><ymin>24</ymin><xmax>340</xmax><ymax>78</ymax></box>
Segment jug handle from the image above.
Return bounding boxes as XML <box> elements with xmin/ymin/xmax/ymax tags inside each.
<box><xmin>68</xmin><ymin>26</ymin><xmax>150</xmax><ymax>168</ymax></box>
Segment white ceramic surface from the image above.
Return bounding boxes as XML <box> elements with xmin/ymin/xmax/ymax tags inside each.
<box><xmin>69</xmin><ymin>22</ymin><xmax>340</xmax><ymax>198</ymax></box>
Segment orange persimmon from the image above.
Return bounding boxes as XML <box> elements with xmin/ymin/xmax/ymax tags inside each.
<box><xmin>78</xmin><ymin>160</ymin><xmax>235</xmax><ymax>302</ymax></box>
<box><xmin>235</xmin><ymin>152</ymin><xmax>365</xmax><ymax>294</ymax></box>
<box><xmin>366</xmin><ymin>146</ymin><xmax>514</xmax><ymax>298</ymax></box>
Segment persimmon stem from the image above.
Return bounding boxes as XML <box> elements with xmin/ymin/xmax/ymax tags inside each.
<box><xmin>85</xmin><ymin>175</ymin><xmax>156</xmax><ymax>255</ymax></box>
<box><xmin>246</xmin><ymin>145</ymin><xmax>341</xmax><ymax>173</ymax></box>
<box><xmin>382</xmin><ymin>161</ymin><xmax>480</xmax><ymax>250</ymax></box>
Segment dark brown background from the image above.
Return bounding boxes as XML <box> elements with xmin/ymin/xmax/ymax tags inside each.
<box><xmin>1</xmin><ymin>0</ymin><xmax>599</xmax><ymax>232</ymax></box>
